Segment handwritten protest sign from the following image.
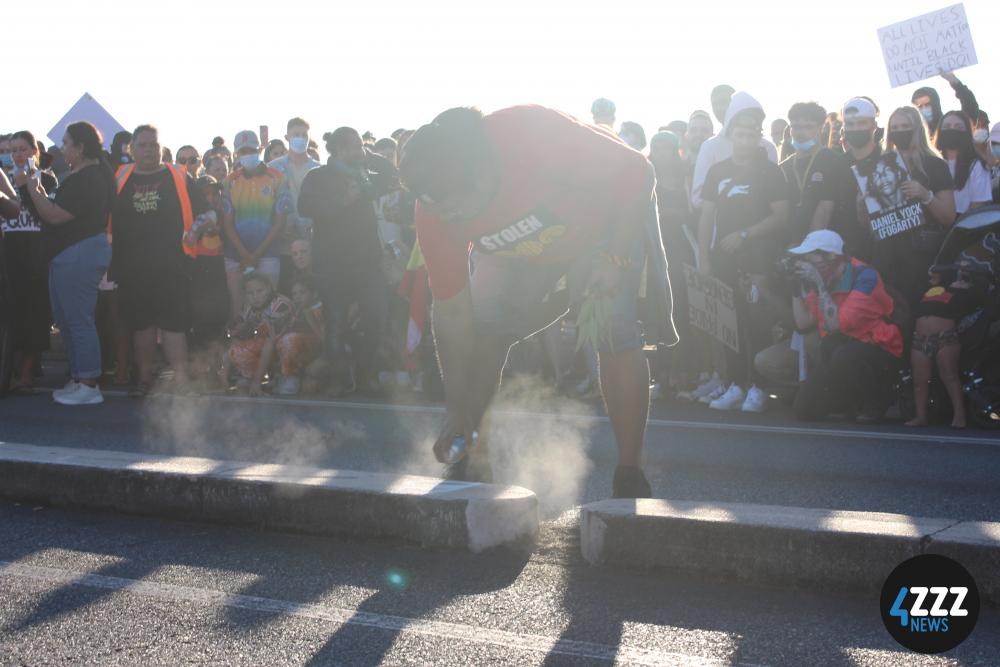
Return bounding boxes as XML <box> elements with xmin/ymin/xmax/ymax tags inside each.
<box><xmin>878</xmin><ymin>4</ymin><xmax>977</xmax><ymax>88</ymax></box>
<box><xmin>683</xmin><ymin>264</ymin><xmax>739</xmax><ymax>353</ymax></box>
<box><xmin>47</xmin><ymin>93</ymin><xmax>125</xmax><ymax>150</ymax></box>
<box><xmin>852</xmin><ymin>151</ymin><xmax>926</xmax><ymax>242</ymax></box>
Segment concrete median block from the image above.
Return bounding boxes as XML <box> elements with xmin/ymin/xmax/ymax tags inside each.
<box><xmin>925</xmin><ymin>521</ymin><xmax>1000</xmax><ymax>605</ymax></box>
<box><xmin>580</xmin><ymin>499</ymin><xmax>961</xmax><ymax>593</ymax></box>
<box><xmin>0</xmin><ymin>444</ymin><xmax>538</xmax><ymax>553</ymax></box>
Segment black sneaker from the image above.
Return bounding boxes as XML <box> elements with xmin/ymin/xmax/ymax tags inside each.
<box><xmin>612</xmin><ymin>466</ymin><xmax>652</xmax><ymax>498</ymax></box>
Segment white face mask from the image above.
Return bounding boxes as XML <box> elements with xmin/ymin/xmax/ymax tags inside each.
<box><xmin>972</xmin><ymin>128</ymin><xmax>989</xmax><ymax>144</ymax></box>
<box><xmin>239</xmin><ymin>154</ymin><xmax>261</xmax><ymax>170</ymax></box>
<box><xmin>288</xmin><ymin>137</ymin><xmax>309</xmax><ymax>154</ymax></box>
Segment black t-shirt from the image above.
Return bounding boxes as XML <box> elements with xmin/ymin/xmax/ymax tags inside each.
<box><xmin>110</xmin><ymin>168</ymin><xmax>210</xmax><ymax>278</ymax></box>
<box><xmin>702</xmin><ymin>153</ymin><xmax>790</xmax><ymax>275</ymax></box>
<box><xmin>298</xmin><ymin>163</ymin><xmax>383</xmax><ymax>279</ymax></box>
<box><xmin>48</xmin><ymin>163</ymin><xmax>114</xmax><ymax>260</ymax></box>
<box><xmin>848</xmin><ymin>148</ymin><xmax>955</xmax><ymax>305</ymax></box>
<box><xmin>2</xmin><ymin>171</ymin><xmax>58</xmax><ymax>234</ymax></box>
<box><xmin>780</xmin><ymin>148</ymin><xmax>853</xmax><ymax>246</ymax></box>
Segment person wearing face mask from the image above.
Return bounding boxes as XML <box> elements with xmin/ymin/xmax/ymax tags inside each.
<box><xmin>1</xmin><ymin>131</ymin><xmax>59</xmax><ymax>394</ymax></box>
<box><xmin>267</xmin><ymin>118</ymin><xmax>322</xmax><ymax>291</ymax></box>
<box><xmin>779</xmin><ymin>102</ymin><xmax>855</xmax><ymax>248</ymax></box>
<box><xmin>787</xmin><ymin>230</ymin><xmax>902</xmax><ymax>423</ymax></box>
<box><xmin>911</xmin><ymin>70</ymin><xmax>980</xmax><ymax>141</ymax></box>
<box><xmin>936</xmin><ymin>111</ymin><xmax>992</xmax><ymax>216</ymax></box>
<box><xmin>220</xmin><ymin>130</ymin><xmax>292</xmax><ymax>317</ymax></box>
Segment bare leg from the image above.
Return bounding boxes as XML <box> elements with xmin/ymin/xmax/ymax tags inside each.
<box><xmin>904</xmin><ymin>348</ymin><xmax>932</xmax><ymax>427</ymax></box>
<box><xmin>935</xmin><ymin>343</ymin><xmax>966</xmax><ymax>429</ymax></box>
<box><xmin>598</xmin><ymin>348</ymin><xmax>650</xmax><ymax>468</ymax></box>
<box><xmin>133</xmin><ymin>328</ymin><xmax>158</xmax><ymax>386</ymax></box>
<box><xmin>161</xmin><ymin>331</ymin><xmax>189</xmax><ymax>386</ymax></box>
<box><xmin>225</xmin><ymin>270</ymin><xmax>244</xmax><ymax>320</ymax></box>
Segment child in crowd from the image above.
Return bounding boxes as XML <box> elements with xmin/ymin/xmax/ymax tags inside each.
<box><xmin>905</xmin><ymin>237</ymin><xmax>996</xmax><ymax>429</ymax></box>
<box><xmin>275</xmin><ymin>276</ymin><xmax>326</xmax><ymax>395</ymax></box>
<box><xmin>220</xmin><ymin>272</ymin><xmax>293</xmax><ymax>396</ymax></box>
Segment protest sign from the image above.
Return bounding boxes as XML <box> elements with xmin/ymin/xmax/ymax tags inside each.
<box><xmin>47</xmin><ymin>93</ymin><xmax>126</xmax><ymax>150</ymax></box>
<box><xmin>852</xmin><ymin>151</ymin><xmax>926</xmax><ymax>243</ymax></box>
<box><xmin>683</xmin><ymin>264</ymin><xmax>739</xmax><ymax>353</ymax></box>
<box><xmin>878</xmin><ymin>4</ymin><xmax>977</xmax><ymax>88</ymax></box>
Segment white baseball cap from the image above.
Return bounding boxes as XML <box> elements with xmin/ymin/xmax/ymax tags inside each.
<box><xmin>842</xmin><ymin>97</ymin><xmax>878</xmax><ymax>120</ymax></box>
<box><xmin>990</xmin><ymin>122</ymin><xmax>1000</xmax><ymax>144</ymax></box>
<box><xmin>788</xmin><ymin>230</ymin><xmax>845</xmax><ymax>256</ymax></box>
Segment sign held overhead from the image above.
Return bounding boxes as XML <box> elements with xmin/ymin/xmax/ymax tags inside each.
<box><xmin>47</xmin><ymin>93</ymin><xmax>126</xmax><ymax>150</ymax></box>
<box><xmin>878</xmin><ymin>3</ymin><xmax>977</xmax><ymax>88</ymax></box>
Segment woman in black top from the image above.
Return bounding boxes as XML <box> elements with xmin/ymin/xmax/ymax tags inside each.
<box><xmin>15</xmin><ymin>121</ymin><xmax>114</xmax><ymax>405</ymax></box>
<box><xmin>2</xmin><ymin>131</ymin><xmax>58</xmax><ymax>392</ymax></box>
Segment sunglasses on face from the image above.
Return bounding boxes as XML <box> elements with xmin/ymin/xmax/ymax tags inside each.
<box><xmin>179</xmin><ymin>156</ymin><xmax>200</xmax><ymax>165</ymax></box>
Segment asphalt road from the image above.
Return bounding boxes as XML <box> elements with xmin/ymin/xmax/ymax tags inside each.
<box><xmin>2</xmin><ymin>384</ymin><xmax>1000</xmax><ymax>665</ymax></box>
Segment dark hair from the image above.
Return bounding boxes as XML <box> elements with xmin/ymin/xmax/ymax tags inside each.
<box><xmin>665</xmin><ymin>120</ymin><xmax>687</xmax><ymax>136</ymax></box>
<box><xmin>196</xmin><ymin>174</ymin><xmax>220</xmax><ymax>191</ymax></box>
<box><xmin>373</xmin><ymin>137</ymin><xmax>397</xmax><ymax>152</ymax></box>
<box><xmin>264</xmin><ymin>139</ymin><xmax>286</xmax><ymax>162</ymax></box>
<box><xmin>212</xmin><ymin>136</ymin><xmax>225</xmax><ymax>146</ymax></box>
<box><xmin>131</xmin><ymin>124</ymin><xmax>159</xmax><ymax>142</ymax></box>
<box><xmin>204</xmin><ymin>155</ymin><xmax>228</xmax><ymax>172</ymax></box>
<box><xmin>936</xmin><ymin>110</ymin><xmax>984</xmax><ymax>189</ymax></box>
<box><xmin>10</xmin><ymin>130</ymin><xmax>38</xmax><ymax>152</ymax></box>
<box><xmin>177</xmin><ymin>144</ymin><xmax>199</xmax><ymax>157</ymax></box>
<box><xmin>788</xmin><ymin>102</ymin><xmax>827</xmax><ymax>125</ymax></box>
<box><xmin>322</xmin><ymin>127</ymin><xmax>361</xmax><ymax>155</ymax></box>
<box><xmin>391</xmin><ymin>128</ymin><xmax>407</xmax><ymax>141</ymax></box>
<box><xmin>291</xmin><ymin>274</ymin><xmax>317</xmax><ymax>294</ymax></box>
<box><xmin>911</xmin><ymin>86</ymin><xmax>943</xmax><ymax>132</ymax></box>
<box><xmin>619</xmin><ymin>121</ymin><xmax>647</xmax><ymax>150</ymax></box>
<box><xmin>65</xmin><ymin>121</ymin><xmax>105</xmax><ymax>160</ymax></box>
<box><xmin>711</xmin><ymin>84</ymin><xmax>735</xmax><ymax>100</ymax></box>
<box><xmin>399</xmin><ymin>107</ymin><xmax>491</xmax><ymax>201</ymax></box>
<box><xmin>287</xmin><ymin>117</ymin><xmax>310</xmax><ymax>132</ymax></box>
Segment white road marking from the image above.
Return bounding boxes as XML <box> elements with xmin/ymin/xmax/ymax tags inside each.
<box><xmin>41</xmin><ymin>387</ymin><xmax>999</xmax><ymax>447</ymax></box>
<box><xmin>0</xmin><ymin>560</ymin><xmax>767</xmax><ymax>667</ymax></box>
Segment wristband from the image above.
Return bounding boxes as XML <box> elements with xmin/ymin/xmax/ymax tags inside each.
<box><xmin>922</xmin><ymin>191</ymin><xmax>934</xmax><ymax>206</ymax></box>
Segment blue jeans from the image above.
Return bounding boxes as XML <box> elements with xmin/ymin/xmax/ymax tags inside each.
<box><xmin>49</xmin><ymin>233</ymin><xmax>111</xmax><ymax>380</ymax></box>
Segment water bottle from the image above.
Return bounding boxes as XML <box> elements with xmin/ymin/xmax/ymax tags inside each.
<box><xmin>447</xmin><ymin>431</ymin><xmax>478</xmax><ymax>465</ymax></box>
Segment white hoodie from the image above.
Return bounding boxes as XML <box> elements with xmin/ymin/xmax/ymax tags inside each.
<box><xmin>690</xmin><ymin>91</ymin><xmax>778</xmax><ymax>208</ymax></box>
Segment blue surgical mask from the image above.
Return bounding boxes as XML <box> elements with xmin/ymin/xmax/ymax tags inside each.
<box><xmin>919</xmin><ymin>106</ymin><xmax>935</xmax><ymax>123</ymax></box>
<box><xmin>992</xmin><ymin>144</ymin><xmax>1000</xmax><ymax>160</ymax></box>
<box><xmin>239</xmin><ymin>154</ymin><xmax>261</xmax><ymax>171</ymax></box>
<box><xmin>0</xmin><ymin>153</ymin><xmax>12</xmax><ymax>169</ymax></box>
<box><xmin>791</xmin><ymin>139</ymin><xmax>817</xmax><ymax>152</ymax></box>
<box><xmin>288</xmin><ymin>137</ymin><xmax>308</xmax><ymax>154</ymax></box>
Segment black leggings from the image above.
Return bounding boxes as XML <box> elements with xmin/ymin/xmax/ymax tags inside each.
<box><xmin>794</xmin><ymin>335</ymin><xmax>896</xmax><ymax>421</ymax></box>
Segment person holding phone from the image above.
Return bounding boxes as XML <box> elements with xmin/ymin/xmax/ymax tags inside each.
<box><xmin>2</xmin><ymin>131</ymin><xmax>58</xmax><ymax>394</ymax></box>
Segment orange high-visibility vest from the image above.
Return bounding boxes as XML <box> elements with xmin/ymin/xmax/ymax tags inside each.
<box><xmin>113</xmin><ymin>163</ymin><xmax>196</xmax><ymax>257</ymax></box>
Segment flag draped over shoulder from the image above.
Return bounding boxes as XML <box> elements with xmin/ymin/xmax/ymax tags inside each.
<box><xmin>397</xmin><ymin>242</ymin><xmax>429</xmax><ymax>370</ymax></box>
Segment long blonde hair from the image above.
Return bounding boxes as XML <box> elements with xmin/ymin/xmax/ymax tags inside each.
<box><xmin>886</xmin><ymin>106</ymin><xmax>941</xmax><ymax>182</ymax></box>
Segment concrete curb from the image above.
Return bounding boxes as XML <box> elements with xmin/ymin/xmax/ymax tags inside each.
<box><xmin>0</xmin><ymin>444</ymin><xmax>538</xmax><ymax>553</ymax></box>
<box><xmin>581</xmin><ymin>499</ymin><xmax>1000</xmax><ymax>604</ymax></box>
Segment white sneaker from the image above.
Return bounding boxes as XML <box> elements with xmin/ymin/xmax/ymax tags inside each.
<box><xmin>53</xmin><ymin>383</ymin><xmax>103</xmax><ymax>406</ymax></box>
<box><xmin>691</xmin><ymin>373</ymin><xmax>723</xmax><ymax>401</ymax></box>
<box><xmin>53</xmin><ymin>380</ymin><xmax>79</xmax><ymax>399</ymax></box>
<box><xmin>277</xmin><ymin>375</ymin><xmax>301</xmax><ymax>396</ymax></box>
<box><xmin>699</xmin><ymin>383</ymin><xmax>726</xmax><ymax>404</ymax></box>
<box><xmin>741</xmin><ymin>385</ymin><xmax>768</xmax><ymax>413</ymax></box>
<box><xmin>710</xmin><ymin>383</ymin><xmax>745</xmax><ymax>410</ymax></box>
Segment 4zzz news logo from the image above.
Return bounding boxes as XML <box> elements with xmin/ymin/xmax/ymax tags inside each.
<box><xmin>880</xmin><ymin>554</ymin><xmax>980</xmax><ymax>654</ymax></box>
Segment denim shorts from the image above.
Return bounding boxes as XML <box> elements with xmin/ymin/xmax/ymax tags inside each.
<box><xmin>469</xmin><ymin>236</ymin><xmax>646</xmax><ymax>352</ymax></box>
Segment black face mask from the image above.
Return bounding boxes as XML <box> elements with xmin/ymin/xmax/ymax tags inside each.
<box><xmin>888</xmin><ymin>130</ymin><xmax>913</xmax><ymax>150</ymax></box>
<box><xmin>844</xmin><ymin>129</ymin><xmax>873</xmax><ymax>149</ymax></box>
<box><xmin>937</xmin><ymin>128</ymin><xmax>967</xmax><ymax>151</ymax></box>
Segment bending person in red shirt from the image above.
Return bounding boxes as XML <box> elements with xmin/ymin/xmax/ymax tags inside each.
<box><xmin>788</xmin><ymin>230</ymin><xmax>903</xmax><ymax>423</ymax></box>
<box><xmin>400</xmin><ymin>105</ymin><xmax>677</xmax><ymax>498</ymax></box>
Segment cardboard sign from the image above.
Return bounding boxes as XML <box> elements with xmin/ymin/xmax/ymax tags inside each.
<box><xmin>47</xmin><ymin>93</ymin><xmax>126</xmax><ymax>150</ymax></box>
<box><xmin>878</xmin><ymin>4</ymin><xmax>978</xmax><ymax>88</ymax></box>
<box><xmin>683</xmin><ymin>264</ymin><xmax>739</xmax><ymax>353</ymax></box>
<box><xmin>852</xmin><ymin>151</ymin><xmax>927</xmax><ymax>242</ymax></box>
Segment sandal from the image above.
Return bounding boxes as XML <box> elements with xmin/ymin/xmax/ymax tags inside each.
<box><xmin>129</xmin><ymin>382</ymin><xmax>151</xmax><ymax>399</ymax></box>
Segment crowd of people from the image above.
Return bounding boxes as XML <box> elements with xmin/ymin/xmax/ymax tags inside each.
<box><xmin>1</xmin><ymin>72</ymin><xmax>998</xmax><ymax>431</ymax></box>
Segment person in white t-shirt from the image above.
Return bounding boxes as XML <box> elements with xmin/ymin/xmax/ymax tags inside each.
<box><xmin>936</xmin><ymin>110</ymin><xmax>993</xmax><ymax>216</ymax></box>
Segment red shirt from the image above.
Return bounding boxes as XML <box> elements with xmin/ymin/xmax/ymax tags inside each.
<box><xmin>415</xmin><ymin>105</ymin><xmax>652</xmax><ymax>300</ymax></box>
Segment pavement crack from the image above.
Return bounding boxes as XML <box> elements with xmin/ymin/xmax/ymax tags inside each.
<box><xmin>918</xmin><ymin>519</ymin><xmax>965</xmax><ymax>552</ymax></box>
